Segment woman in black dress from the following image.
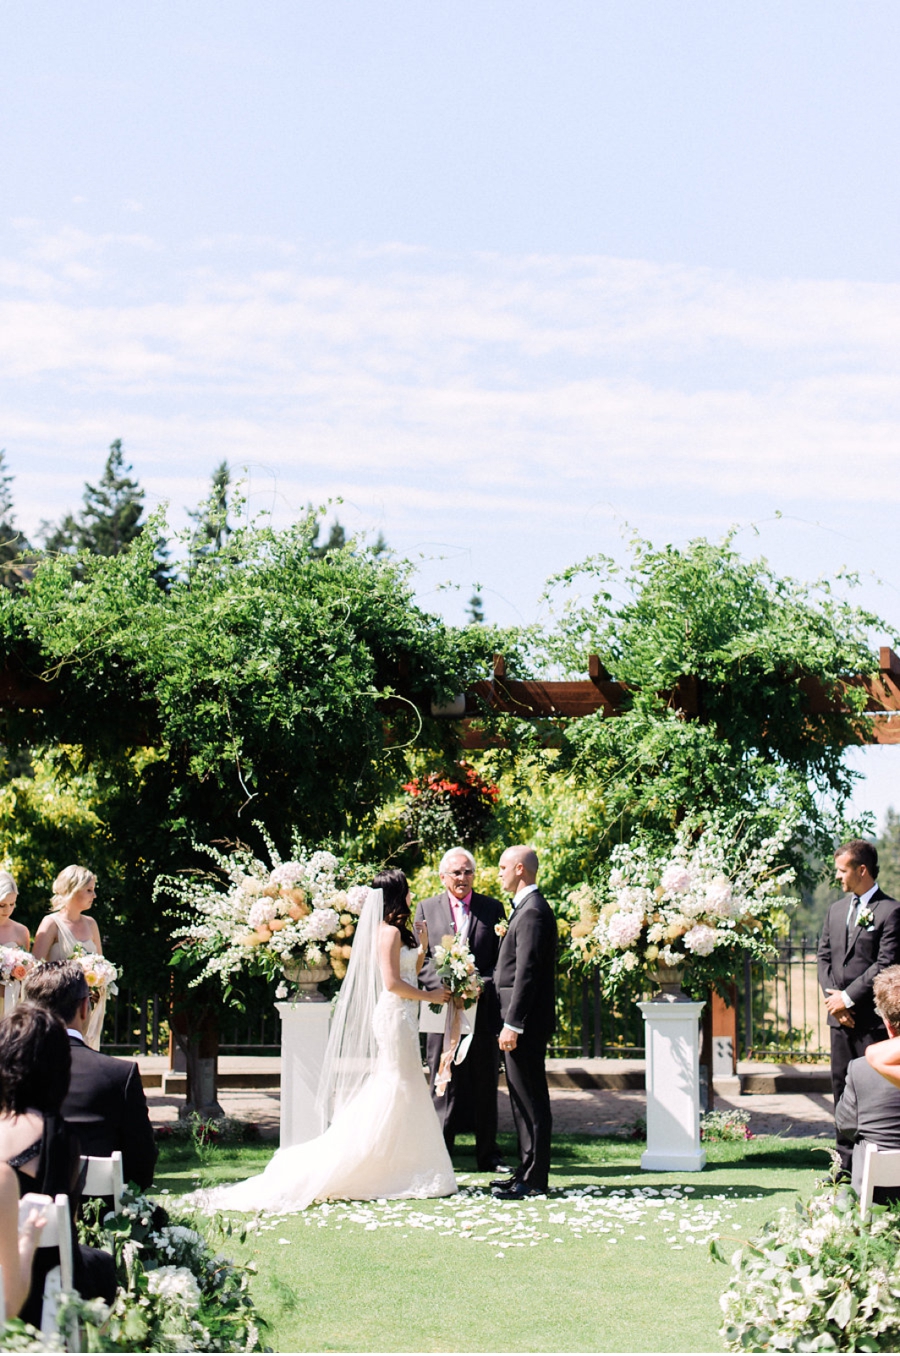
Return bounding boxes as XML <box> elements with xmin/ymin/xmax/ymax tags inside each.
<box><xmin>0</xmin><ymin>1002</ymin><xmax>116</xmax><ymax>1327</ymax></box>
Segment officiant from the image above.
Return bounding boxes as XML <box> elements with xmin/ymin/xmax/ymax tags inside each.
<box><xmin>415</xmin><ymin>847</ymin><xmax>511</xmax><ymax>1174</ymax></box>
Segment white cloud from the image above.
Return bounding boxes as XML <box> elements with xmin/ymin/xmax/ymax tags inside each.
<box><xmin>5</xmin><ymin>224</ymin><xmax>900</xmax><ymax>543</ymax></box>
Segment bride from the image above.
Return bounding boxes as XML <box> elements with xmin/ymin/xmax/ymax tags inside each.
<box><xmin>191</xmin><ymin>869</ymin><xmax>458</xmax><ymax>1214</ymax></box>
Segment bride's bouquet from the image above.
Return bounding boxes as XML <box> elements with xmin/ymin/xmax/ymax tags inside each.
<box><xmin>428</xmin><ymin>935</ymin><xmax>484</xmax><ymax>1014</ymax></box>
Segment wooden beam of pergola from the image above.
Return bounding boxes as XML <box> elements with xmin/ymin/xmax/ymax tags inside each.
<box><xmin>438</xmin><ymin>647</ymin><xmax>900</xmax><ymax>746</ymax></box>
<box><xmin>3</xmin><ymin>647</ymin><xmax>900</xmax><ymax>744</ymax></box>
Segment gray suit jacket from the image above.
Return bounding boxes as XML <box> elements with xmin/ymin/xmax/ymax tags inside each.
<box><xmin>835</xmin><ymin>1055</ymin><xmax>900</xmax><ymax>1197</ymax></box>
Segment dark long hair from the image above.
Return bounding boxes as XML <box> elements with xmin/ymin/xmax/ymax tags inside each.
<box><xmin>0</xmin><ymin>1003</ymin><xmax>71</xmax><ymax>1115</ymax></box>
<box><xmin>373</xmin><ymin>868</ymin><xmax>416</xmax><ymax>948</ymax></box>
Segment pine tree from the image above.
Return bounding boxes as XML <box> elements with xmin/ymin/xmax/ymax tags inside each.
<box><xmin>310</xmin><ymin>520</ymin><xmax>347</xmax><ymax>557</ymax></box>
<box><xmin>43</xmin><ymin>440</ymin><xmax>145</xmax><ymax>557</ymax></box>
<box><xmin>878</xmin><ymin>808</ymin><xmax>900</xmax><ymax>900</ymax></box>
<box><xmin>188</xmin><ymin>461</ymin><xmax>232</xmax><ymax>567</ymax></box>
<box><xmin>0</xmin><ymin>449</ymin><xmax>32</xmax><ymax>589</ymax></box>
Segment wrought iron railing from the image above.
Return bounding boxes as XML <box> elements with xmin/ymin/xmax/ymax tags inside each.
<box><xmin>104</xmin><ymin>931</ymin><xmax>831</xmax><ymax>1062</ymax></box>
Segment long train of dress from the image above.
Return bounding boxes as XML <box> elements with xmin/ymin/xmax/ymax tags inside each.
<box><xmin>191</xmin><ymin>948</ymin><xmax>457</xmax><ymax>1214</ymax></box>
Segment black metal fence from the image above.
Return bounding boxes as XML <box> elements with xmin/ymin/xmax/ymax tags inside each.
<box><xmin>548</xmin><ymin>930</ymin><xmax>830</xmax><ymax>1062</ymax></box>
<box><xmin>105</xmin><ymin>930</ymin><xmax>831</xmax><ymax>1062</ymax></box>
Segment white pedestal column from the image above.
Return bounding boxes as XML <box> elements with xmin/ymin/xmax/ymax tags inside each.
<box><xmin>637</xmin><ymin>998</ymin><xmax>706</xmax><ymax>1172</ymax></box>
<box><xmin>275</xmin><ymin>1000</ymin><xmax>331</xmax><ymax>1149</ymax></box>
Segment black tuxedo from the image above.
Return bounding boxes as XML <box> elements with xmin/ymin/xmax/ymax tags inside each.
<box><xmin>62</xmin><ymin>1034</ymin><xmax>157</xmax><ymax>1192</ymax></box>
<box><xmin>493</xmin><ymin>887</ymin><xmax>556</xmax><ymax>1192</ymax></box>
<box><xmin>835</xmin><ymin>1055</ymin><xmax>900</xmax><ymax>1202</ymax></box>
<box><xmin>818</xmin><ymin>887</ymin><xmax>900</xmax><ymax>1169</ymax></box>
<box><xmin>415</xmin><ymin>889</ymin><xmax>505</xmax><ymax>1169</ymax></box>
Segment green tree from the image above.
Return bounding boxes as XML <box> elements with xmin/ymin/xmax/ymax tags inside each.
<box><xmin>187</xmin><ymin>460</ymin><xmax>232</xmax><ymax>566</ymax></box>
<box><xmin>43</xmin><ymin>440</ymin><xmax>146</xmax><ymax>557</ymax></box>
<box><xmin>0</xmin><ymin>510</ymin><xmax>503</xmax><ymax>989</ymax></box>
<box><xmin>0</xmin><ymin>450</ymin><xmax>31</xmax><ymax>590</ymax></box>
<box><xmin>467</xmin><ymin>592</ymin><xmax>485</xmax><ymax>624</ymax></box>
<box><xmin>542</xmin><ymin>534</ymin><xmax>888</xmax><ymax>887</ymax></box>
<box><xmin>878</xmin><ymin>808</ymin><xmax>900</xmax><ymax>900</ymax></box>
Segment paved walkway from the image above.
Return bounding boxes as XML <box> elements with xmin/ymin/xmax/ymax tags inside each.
<box><xmin>138</xmin><ymin>1056</ymin><xmax>837</xmax><ymax>1142</ymax></box>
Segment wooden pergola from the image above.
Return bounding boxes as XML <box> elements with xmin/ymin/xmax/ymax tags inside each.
<box><xmin>433</xmin><ymin>646</ymin><xmax>900</xmax><ymax>745</ymax></box>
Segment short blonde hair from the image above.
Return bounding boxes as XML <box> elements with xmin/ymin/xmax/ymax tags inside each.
<box><xmin>0</xmin><ymin>871</ymin><xmax>17</xmax><ymax>900</ymax></box>
<box><xmin>51</xmin><ymin>865</ymin><xmax>96</xmax><ymax>912</ymax></box>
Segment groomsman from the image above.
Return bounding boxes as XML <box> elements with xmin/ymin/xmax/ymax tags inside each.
<box><xmin>415</xmin><ymin>848</ymin><xmax>509</xmax><ymax>1173</ymax></box>
<box><xmin>818</xmin><ymin>839</ymin><xmax>900</xmax><ymax>1174</ymax></box>
<box><xmin>492</xmin><ymin>844</ymin><xmax>556</xmax><ymax>1198</ymax></box>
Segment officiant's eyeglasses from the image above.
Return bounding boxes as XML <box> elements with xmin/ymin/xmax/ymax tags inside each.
<box><xmin>446</xmin><ymin>868</ymin><xmax>474</xmax><ymax>877</ymax></box>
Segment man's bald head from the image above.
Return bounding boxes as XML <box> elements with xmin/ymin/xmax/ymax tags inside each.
<box><xmin>498</xmin><ymin>845</ymin><xmax>539</xmax><ymax>894</ymax></box>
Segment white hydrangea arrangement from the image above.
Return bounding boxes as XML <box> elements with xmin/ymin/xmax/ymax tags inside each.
<box><xmin>160</xmin><ymin>825</ymin><xmax>367</xmax><ymax>991</ymax></box>
<box><xmin>571</xmin><ymin>816</ymin><xmax>796</xmax><ymax>995</ymax></box>
<box><xmin>717</xmin><ymin>1183</ymin><xmax>900</xmax><ymax>1351</ymax></box>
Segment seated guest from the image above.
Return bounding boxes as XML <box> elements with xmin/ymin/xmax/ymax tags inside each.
<box><xmin>0</xmin><ymin>1162</ymin><xmax>45</xmax><ymax>1318</ymax></box>
<box><xmin>23</xmin><ymin>962</ymin><xmax>157</xmax><ymax>1193</ymax></box>
<box><xmin>0</xmin><ymin>1003</ymin><xmax>116</xmax><ymax>1327</ymax></box>
<box><xmin>836</xmin><ymin>965</ymin><xmax>900</xmax><ymax>1202</ymax></box>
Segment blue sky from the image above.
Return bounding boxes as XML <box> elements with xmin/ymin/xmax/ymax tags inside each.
<box><xmin>4</xmin><ymin>1</ymin><xmax>900</xmax><ymax>826</ymax></box>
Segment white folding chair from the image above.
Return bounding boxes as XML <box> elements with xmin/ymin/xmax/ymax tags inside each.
<box><xmin>859</xmin><ymin>1141</ymin><xmax>900</xmax><ymax>1216</ymax></box>
<box><xmin>19</xmin><ymin>1191</ymin><xmax>78</xmax><ymax>1348</ymax></box>
<box><xmin>80</xmin><ymin>1151</ymin><xmax>124</xmax><ymax>1214</ymax></box>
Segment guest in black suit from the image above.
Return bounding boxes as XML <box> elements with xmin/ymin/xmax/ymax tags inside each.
<box><xmin>492</xmin><ymin>845</ymin><xmax>556</xmax><ymax>1199</ymax></box>
<box><xmin>818</xmin><ymin>838</ymin><xmax>900</xmax><ymax>1173</ymax></box>
<box><xmin>415</xmin><ymin>847</ymin><xmax>508</xmax><ymax>1172</ymax></box>
<box><xmin>837</xmin><ymin>966</ymin><xmax>900</xmax><ymax>1202</ymax></box>
<box><xmin>23</xmin><ymin>962</ymin><xmax>157</xmax><ymax>1192</ymax></box>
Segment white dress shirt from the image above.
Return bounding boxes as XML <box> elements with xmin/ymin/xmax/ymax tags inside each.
<box><xmin>842</xmin><ymin>882</ymin><xmax>880</xmax><ymax>1009</ymax></box>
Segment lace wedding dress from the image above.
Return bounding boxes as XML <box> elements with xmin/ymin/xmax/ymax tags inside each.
<box><xmin>192</xmin><ymin>946</ymin><xmax>457</xmax><ymax>1214</ymax></box>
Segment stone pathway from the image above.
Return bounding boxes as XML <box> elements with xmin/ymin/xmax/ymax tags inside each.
<box><xmin>140</xmin><ymin>1056</ymin><xmax>837</xmax><ymax>1142</ymax></box>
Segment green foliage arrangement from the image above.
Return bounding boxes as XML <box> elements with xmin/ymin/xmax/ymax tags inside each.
<box><xmin>717</xmin><ymin>1185</ymin><xmax>900</xmax><ymax>1351</ymax></box>
<box><xmin>401</xmin><ymin>762</ymin><xmax>499</xmax><ymax>855</ymax></box>
<box><xmin>543</xmin><ymin>533</ymin><xmax>887</xmax><ymax>880</ymax></box>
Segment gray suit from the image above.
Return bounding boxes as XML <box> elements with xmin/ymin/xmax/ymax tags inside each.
<box><xmin>835</xmin><ymin>1055</ymin><xmax>900</xmax><ymax>1201</ymax></box>
<box><xmin>414</xmin><ymin>889</ymin><xmax>505</xmax><ymax>1169</ymax></box>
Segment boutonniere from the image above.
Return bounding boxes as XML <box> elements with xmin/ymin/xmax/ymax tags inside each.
<box><xmin>856</xmin><ymin>904</ymin><xmax>875</xmax><ymax>930</ymax></box>
<box><xmin>495</xmin><ymin>919</ymin><xmax>508</xmax><ymax>938</ymax></box>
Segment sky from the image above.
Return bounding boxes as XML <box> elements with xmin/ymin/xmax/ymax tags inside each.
<box><xmin>4</xmin><ymin>0</ymin><xmax>900</xmax><ymax>827</ymax></box>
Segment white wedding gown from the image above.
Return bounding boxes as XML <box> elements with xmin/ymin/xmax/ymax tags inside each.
<box><xmin>191</xmin><ymin>947</ymin><xmax>457</xmax><ymax>1214</ymax></box>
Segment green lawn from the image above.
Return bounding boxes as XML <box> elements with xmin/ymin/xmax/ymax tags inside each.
<box><xmin>156</xmin><ymin>1134</ymin><xmax>832</xmax><ymax>1354</ymax></box>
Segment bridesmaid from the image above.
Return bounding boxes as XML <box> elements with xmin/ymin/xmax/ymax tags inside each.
<box><xmin>0</xmin><ymin>872</ymin><xmax>30</xmax><ymax>950</ymax></box>
<box><xmin>32</xmin><ymin>866</ymin><xmax>107</xmax><ymax>1048</ymax></box>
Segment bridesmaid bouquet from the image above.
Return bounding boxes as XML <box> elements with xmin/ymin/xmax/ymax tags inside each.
<box><xmin>66</xmin><ymin>950</ymin><xmax>120</xmax><ymax>1005</ymax></box>
<box><xmin>428</xmin><ymin>935</ymin><xmax>484</xmax><ymax>1014</ymax></box>
<box><xmin>0</xmin><ymin>946</ymin><xmax>35</xmax><ymax>983</ymax></box>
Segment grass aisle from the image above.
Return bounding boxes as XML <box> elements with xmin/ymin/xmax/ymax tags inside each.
<box><xmin>157</xmin><ymin>1135</ymin><xmax>831</xmax><ymax>1353</ymax></box>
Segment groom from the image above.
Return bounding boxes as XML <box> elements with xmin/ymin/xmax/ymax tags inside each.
<box><xmin>492</xmin><ymin>844</ymin><xmax>556</xmax><ymax>1198</ymax></box>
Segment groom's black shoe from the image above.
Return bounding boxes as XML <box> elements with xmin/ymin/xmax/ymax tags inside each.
<box><xmin>488</xmin><ymin>1169</ymin><xmax>519</xmax><ymax>1189</ymax></box>
<box><xmin>492</xmin><ymin>1180</ymin><xmax>546</xmax><ymax>1200</ymax></box>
